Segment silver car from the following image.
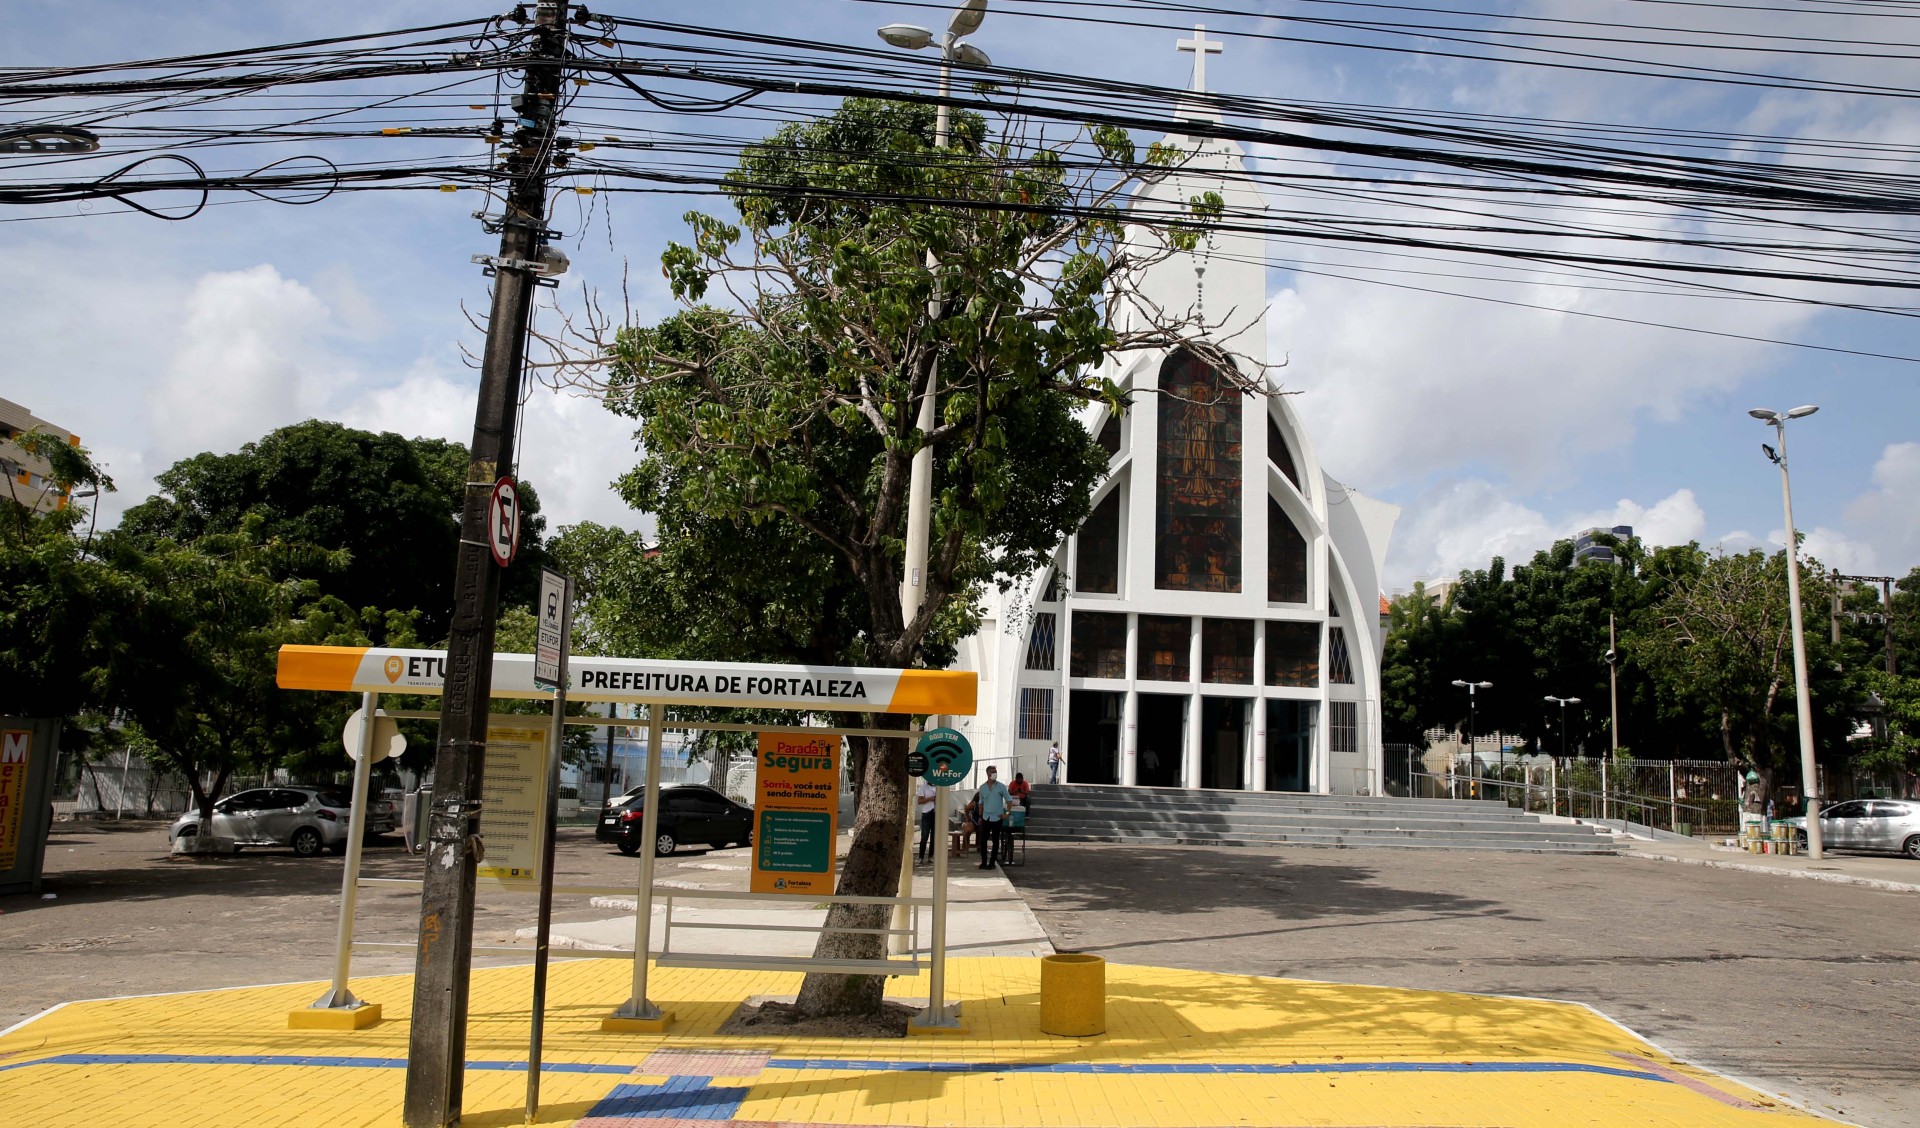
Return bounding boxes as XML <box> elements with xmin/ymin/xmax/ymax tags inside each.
<box><xmin>168</xmin><ymin>786</ymin><xmax>397</xmax><ymax>857</ymax></box>
<box><xmin>1784</xmin><ymin>798</ymin><xmax>1920</xmax><ymax>859</ymax></box>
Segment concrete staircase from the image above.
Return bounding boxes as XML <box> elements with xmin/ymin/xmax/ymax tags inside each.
<box><xmin>1024</xmin><ymin>783</ymin><xmax>1615</xmax><ymax>854</ymax></box>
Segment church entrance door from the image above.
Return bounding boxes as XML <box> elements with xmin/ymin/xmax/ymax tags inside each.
<box><xmin>1067</xmin><ymin>690</ymin><xmax>1122</xmax><ymax>785</ymax></box>
<box><xmin>1135</xmin><ymin>693</ymin><xmax>1186</xmax><ymax>787</ymax></box>
<box><xmin>1201</xmin><ymin>698</ymin><xmax>1247</xmax><ymax>790</ymax></box>
<box><xmin>1266</xmin><ymin>699</ymin><xmax>1314</xmax><ymax>792</ymax></box>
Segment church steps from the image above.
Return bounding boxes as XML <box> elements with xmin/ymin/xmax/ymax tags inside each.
<box><xmin>1021</xmin><ymin>783</ymin><xmax>1614</xmax><ymax>854</ymax></box>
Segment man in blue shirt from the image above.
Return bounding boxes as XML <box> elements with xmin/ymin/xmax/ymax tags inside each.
<box><xmin>974</xmin><ymin>766</ymin><xmax>1012</xmax><ymax>869</ymax></box>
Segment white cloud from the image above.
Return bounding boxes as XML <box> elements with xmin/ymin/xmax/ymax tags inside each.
<box><xmin>1387</xmin><ymin>482</ymin><xmax>1709</xmax><ymax>585</ymax></box>
<box><xmin>336</xmin><ymin>366</ymin><xmax>643</xmax><ymax>534</ymax></box>
<box><xmin>147</xmin><ymin>264</ymin><xmax>337</xmax><ymax>455</ymax></box>
<box><xmin>1841</xmin><ymin>441</ymin><xmax>1920</xmax><ymax>571</ymax></box>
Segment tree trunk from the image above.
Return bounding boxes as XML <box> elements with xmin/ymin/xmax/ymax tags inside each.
<box><xmin>792</xmin><ymin>722</ymin><xmax>910</xmax><ymax>1017</ymax></box>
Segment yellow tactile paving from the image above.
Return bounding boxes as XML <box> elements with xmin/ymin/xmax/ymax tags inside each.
<box><xmin>0</xmin><ymin>958</ymin><xmax>1828</xmax><ymax>1127</ymax></box>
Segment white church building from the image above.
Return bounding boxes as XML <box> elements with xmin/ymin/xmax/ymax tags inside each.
<box><xmin>946</xmin><ymin>28</ymin><xmax>1399</xmax><ymax>796</ymax></box>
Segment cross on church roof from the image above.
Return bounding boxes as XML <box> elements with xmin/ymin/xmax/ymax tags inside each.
<box><xmin>1177</xmin><ymin>24</ymin><xmax>1223</xmax><ymax>94</ymax></box>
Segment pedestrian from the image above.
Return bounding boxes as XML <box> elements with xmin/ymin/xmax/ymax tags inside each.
<box><xmin>1047</xmin><ymin>742</ymin><xmax>1063</xmax><ymax>784</ymax></box>
<box><xmin>916</xmin><ymin>778</ymin><xmax>937</xmax><ymax>863</ymax></box>
<box><xmin>974</xmin><ymin>765</ymin><xmax>1012</xmax><ymax>869</ymax></box>
<box><xmin>1008</xmin><ymin>771</ymin><xmax>1031</xmax><ymax>810</ymax></box>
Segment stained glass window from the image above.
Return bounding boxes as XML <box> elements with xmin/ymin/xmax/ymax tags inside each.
<box><xmin>1264</xmin><ymin>621</ymin><xmax>1319</xmax><ymax>687</ymax></box>
<box><xmin>1328</xmin><ymin>626</ymin><xmax>1355</xmax><ymax>684</ymax></box>
<box><xmin>1136</xmin><ymin>615</ymin><xmax>1191</xmax><ymax>681</ymax></box>
<box><xmin>1268</xmin><ymin>498</ymin><xmax>1307</xmax><ymax>604</ymax></box>
<box><xmin>1042</xmin><ymin>570</ymin><xmax>1063</xmax><ymax>603</ymax></box>
<box><xmin>1097</xmin><ymin>414</ymin><xmax>1122</xmax><ymax>457</ymax></box>
<box><xmin>1155</xmin><ymin>350</ymin><xmax>1241</xmax><ymax>591</ymax></box>
<box><xmin>1025</xmin><ymin>612</ymin><xmax>1057</xmax><ymax>671</ymax></box>
<box><xmin>1267</xmin><ymin>415</ymin><xmax>1302</xmax><ymax>494</ymax></box>
<box><xmin>1070</xmin><ymin>611</ymin><xmax>1128</xmax><ymax>678</ymax></box>
<box><xmin>1076</xmin><ymin>489</ymin><xmax>1121</xmax><ymax>594</ymax></box>
<box><xmin>1201</xmin><ymin>618</ymin><xmax>1255</xmax><ymax>684</ymax></box>
<box><xmin>1019</xmin><ymin>688</ymin><xmax>1054</xmax><ymax>740</ymax></box>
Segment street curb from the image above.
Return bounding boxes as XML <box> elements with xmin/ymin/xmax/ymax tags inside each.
<box><xmin>1623</xmin><ymin>849</ymin><xmax>1920</xmax><ymax>894</ymax></box>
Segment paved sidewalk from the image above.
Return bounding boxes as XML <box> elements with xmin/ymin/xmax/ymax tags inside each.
<box><xmin>0</xmin><ymin>955</ymin><xmax>1837</xmax><ymax>1127</ymax></box>
<box><xmin>524</xmin><ymin>856</ymin><xmax>1053</xmax><ymax>960</ymax></box>
<box><xmin>1622</xmin><ymin>836</ymin><xmax>1920</xmax><ymax>892</ymax></box>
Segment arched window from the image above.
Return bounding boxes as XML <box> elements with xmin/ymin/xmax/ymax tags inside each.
<box><xmin>1076</xmin><ymin>489</ymin><xmax>1121</xmax><ymax>594</ymax></box>
<box><xmin>1155</xmin><ymin>350</ymin><xmax>1241</xmax><ymax>591</ymax></box>
<box><xmin>1267</xmin><ymin>498</ymin><xmax>1307</xmax><ymax>604</ymax></box>
<box><xmin>1267</xmin><ymin>415</ymin><xmax>1302</xmax><ymax>494</ymax></box>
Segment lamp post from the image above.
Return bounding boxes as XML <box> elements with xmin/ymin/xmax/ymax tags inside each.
<box><xmin>1450</xmin><ymin>679</ymin><xmax>1492</xmax><ymax>799</ymax></box>
<box><xmin>879</xmin><ymin>0</ymin><xmax>991</xmax><ymax>955</ymax></box>
<box><xmin>1749</xmin><ymin>404</ymin><xmax>1824</xmax><ymax>860</ymax></box>
<box><xmin>1543</xmin><ymin>695</ymin><xmax>1581</xmax><ymax>759</ymax></box>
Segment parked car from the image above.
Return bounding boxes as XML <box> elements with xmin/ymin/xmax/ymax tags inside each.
<box><xmin>168</xmin><ymin>786</ymin><xmax>398</xmax><ymax>857</ymax></box>
<box><xmin>1778</xmin><ymin>798</ymin><xmax>1920</xmax><ymax>859</ymax></box>
<box><xmin>595</xmin><ymin>784</ymin><xmax>753</xmax><ymax>857</ymax></box>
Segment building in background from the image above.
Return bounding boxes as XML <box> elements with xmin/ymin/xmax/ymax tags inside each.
<box><xmin>0</xmin><ymin>398</ymin><xmax>82</xmax><ymax>515</ymax></box>
<box><xmin>943</xmin><ymin>33</ymin><xmax>1398</xmax><ymax>797</ymax></box>
<box><xmin>1573</xmin><ymin>525</ymin><xmax>1633</xmax><ymax>565</ymax></box>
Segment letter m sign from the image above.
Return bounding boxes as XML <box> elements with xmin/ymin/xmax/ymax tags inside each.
<box><xmin>1</xmin><ymin>730</ymin><xmax>28</xmax><ymax>763</ymax></box>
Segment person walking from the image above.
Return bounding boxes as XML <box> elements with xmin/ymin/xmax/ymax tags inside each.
<box><xmin>1047</xmin><ymin>742</ymin><xmax>1063</xmax><ymax>784</ymax></box>
<box><xmin>916</xmin><ymin>778</ymin><xmax>937</xmax><ymax>863</ymax></box>
<box><xmin>974</xmin><ymin>765</ymin><xmax>1012</xmax><ymax>869</ymax></box>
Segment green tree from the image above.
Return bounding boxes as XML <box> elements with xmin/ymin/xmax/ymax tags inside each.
<box><xmin>0</xmin><ymin>438</ymin><xmax>126</xmax><ymax>719</ymax></box>
<box><xmin>1631</xmin><ymin>546</ymin><xmax>1861</xmax><ymax>797</ymax></box>
<box><xmin>117</xmin><ymin>420</ymin><xmax>550</xmax><ymax>640</ymax></box>
<box><xmin>102</xmin><ymin>518</ymin><xmax>384</xmax><ymax>845</ymax></box>
<box><xmin>599</xmin><ymin>98</ymin><xmax>1236</xmax><ymax>1016</ymax></box>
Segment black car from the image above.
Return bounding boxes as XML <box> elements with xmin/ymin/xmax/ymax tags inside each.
<box><xmin>595</xmin><ymin>784</ymin><xmax>754</xmax><ymax>856</ymax></box>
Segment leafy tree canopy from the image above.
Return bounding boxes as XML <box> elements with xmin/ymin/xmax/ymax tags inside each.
<box><xmin>117</xmin><ymin>420</ymin><xmax>549</xmax><ymax>638</ymax></box>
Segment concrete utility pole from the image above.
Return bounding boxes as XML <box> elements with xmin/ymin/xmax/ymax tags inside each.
<box><xmin>404</xmin><ymin>5</ymin><xmax>569</xmax><ymax>1124</ymax></box>
<box><xmin>1749</xmin><ymin>405</ymin><xmax>1823</xmax><ymax>861</ymax></box>
<box><xmin>878</xmin><ymin>0</ymin><xmax>990</xmax><ymax>954</ymax></box>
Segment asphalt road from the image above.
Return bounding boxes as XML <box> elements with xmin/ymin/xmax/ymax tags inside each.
<box><xmin>9</xmin><ymin>822</ymin><xmax>1917</xmax><ymax>1126</ymax></box>
<box><xmin>0</xmin><ymin>818</ymin><xmax>749</xmax><ymax>1030</ymax></box>
<box><xmin>1006</xmin><ymin>843</ymin><xmax>1920</xmax><ymax>1128</ymax></box>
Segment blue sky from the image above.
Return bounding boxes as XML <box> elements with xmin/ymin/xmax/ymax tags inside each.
<box><xmin>6</xmin><ymin>0</ymin><xmax>1918</xmax><ymax>589</ymax></box>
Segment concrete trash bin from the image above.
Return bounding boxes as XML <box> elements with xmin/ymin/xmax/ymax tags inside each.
<box><xmin>1040</xmin><ymin>953</ymin><xmax>1105</xmax><ymax>1036</ymax></box>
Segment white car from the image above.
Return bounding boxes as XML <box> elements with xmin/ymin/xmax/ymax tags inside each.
<box><xmin>168</xmin><ymin>786</ymin><xmax>397</xmax><ymax>857</ymax></box>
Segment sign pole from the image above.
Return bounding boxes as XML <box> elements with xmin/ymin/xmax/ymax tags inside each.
<box><xmin>608</xmin><ymin>704</ymin><xmax>666</xmax><ymax>1026</ymax></box>
<box><xmin>910</xmin><ymin>728</ymin><xmax>970</xmax><ymax>1030</ymax></box>
<box><xmin>313</xmin><ymin>691</ymin><xmax>379</xmax><ymax>1013</ymax></box>
<box><xmin>526</xmin><ymin>572</ymin><xmax>572</xmax><ymax>1121</ymax></box>
<box><xmin>927</xmin><ymin>782</ymin><xmax>952</xmax><ymax>1021</ymax></box>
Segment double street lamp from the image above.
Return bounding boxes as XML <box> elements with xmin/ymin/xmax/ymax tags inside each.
<box><xmin>1543</xmin><ymin>695</ymin><xmax>1581</xmax><ymax>758</ymax></box>
<box><xmin>1450</xmin><ymin>679</ymin><xmax>1492</xmax><ymax>798</ymax></box>
<box><xmin>1749</xmin><ymin>404</ymin><xmax>1824</xmax><ymax>859</ymax></box>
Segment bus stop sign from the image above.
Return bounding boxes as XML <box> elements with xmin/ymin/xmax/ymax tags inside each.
<box><xmin>915</xmin><ymin>727</ymin><xmax>972</xmax><ymax>787</ymax></box>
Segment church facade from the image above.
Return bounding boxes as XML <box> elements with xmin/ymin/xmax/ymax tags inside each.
<box><xmin>943</xmin><ymin>29</ymin><xmax>1399</xmax><ymax>796</ymax></box>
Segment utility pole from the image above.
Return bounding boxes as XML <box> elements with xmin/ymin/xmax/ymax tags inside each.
<box><xmin>404</xmin><ymin>5</ymin><xmax>569</xmax><ymax>1125</ymax></box>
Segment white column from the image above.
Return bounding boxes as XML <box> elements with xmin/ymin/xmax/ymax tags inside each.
<box><xmin>1122</xmin><ymin>613</ymin><xmax>1139</xmax><ymax>786</ymax></box>
<box><xmin>1184</xmin><ymin>617</ymin><xmax>1203</xmax><ymax>788</ymax></box>
<box><xmin>1251</xmin><ymin>625</ymin><xmax>1267</xmax><ymax>791</ymax></box>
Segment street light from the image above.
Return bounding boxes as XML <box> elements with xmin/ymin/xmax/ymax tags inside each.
<box><xmin>1749</xmin><ymin>403</ymin><xmax>1824</xmax><ymax>860</ymax></box>
<box><xmin>879</xmin><ymin>0</ymin><xmax>992</xmax><ymax>963</ymax></box>
<box><xmin>1543</xmin><ymin>695</ymin><xmax>1581</xmax><ymax>758</ymax></box>
<box><xmin>1450</xmin><ymin>679</ymin><xmax>1492</xmax><ymax>799</ymax></box>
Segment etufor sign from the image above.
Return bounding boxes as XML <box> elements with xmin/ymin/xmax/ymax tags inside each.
<box><xmin>750</xmin><ymin>732</ymin><xmax>839</xmax><ymax>896</ymax></box>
